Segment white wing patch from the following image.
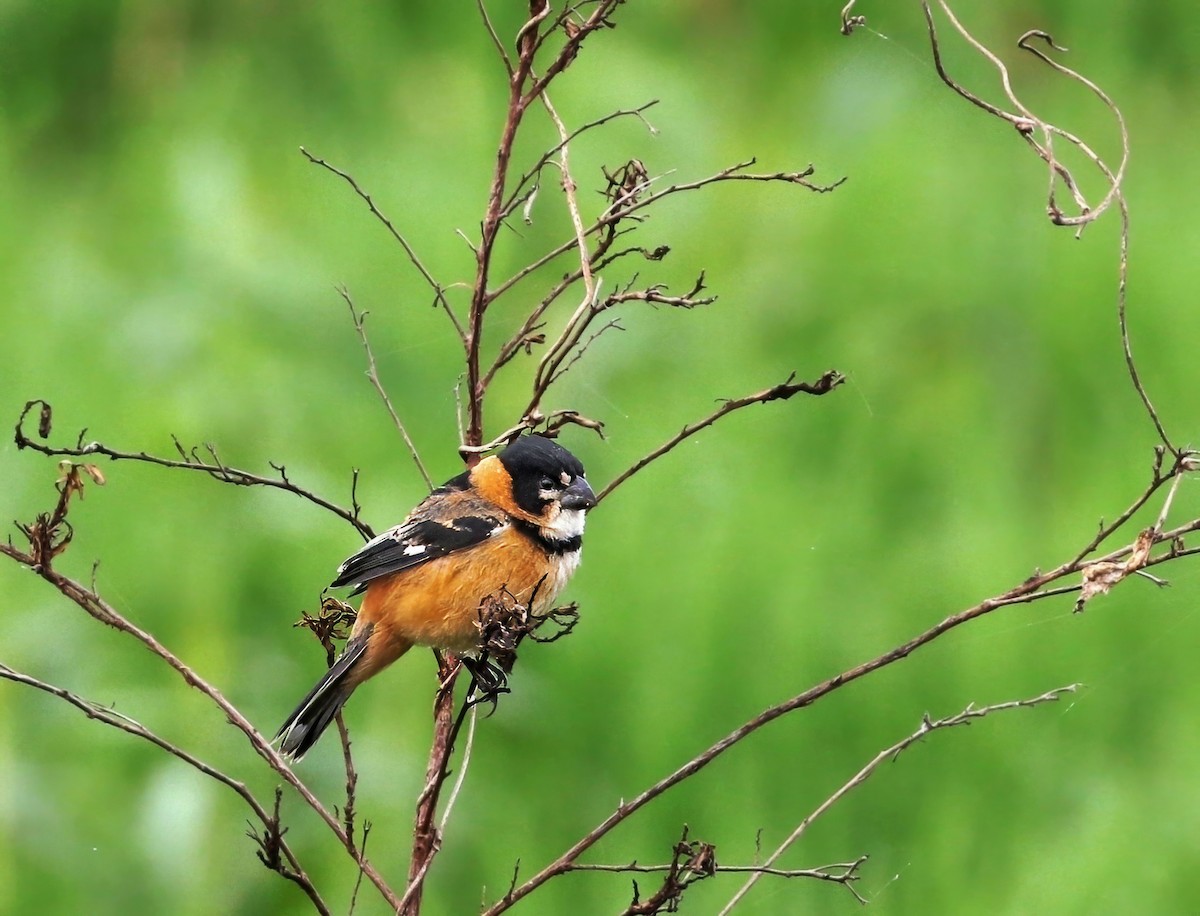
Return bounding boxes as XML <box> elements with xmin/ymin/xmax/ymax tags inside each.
<box><xmin>336</xmin><ymin>523</ymin><xmax>414</xmax><ymax>577</ymax></box>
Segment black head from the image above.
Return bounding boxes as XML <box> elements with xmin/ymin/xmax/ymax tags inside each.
<box><xmin>497</xmin><ymin>435</ymin><xmax>593</xmax><ymax>517</ymax></box>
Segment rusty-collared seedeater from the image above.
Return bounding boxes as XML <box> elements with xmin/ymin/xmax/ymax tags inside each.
<box><xmin>276</xmin><ymin>435</ymin><xmax>595</xmax><ymax>760</ymax></box>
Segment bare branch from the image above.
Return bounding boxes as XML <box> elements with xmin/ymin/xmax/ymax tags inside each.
<box><xmin>718</xmin><ymin>686</ymin><xmax>1078</xmax><ymax>913</ymax></box>
<box><xmin>482</xmin><ymin>454</ymin><xmax>1200</xmax><ymax>913</ymax></box>
<box><xmin>1</xmin><ymin>471</ymin><xmax>400</xmax><ymax>908</ymax></box>
<box><xmin>299</xmin><ymin>147</ymin><xmax>466</xmax><ymax>343</ymax></box>
<box><xmin>490</xmin><ymin>160</ymin><xmax>844</xmax><ymax>304</ymax></box>
<box><xmin>0</xmin><ymin>662</ymin><xmax>330</xmax><ymax>915</ymax></box>
<box><xmin>596</xmin><ymin>371</ymin><xmax>845</xmax><ymax>504</ymax></box>
<box><xmin>568</xmin><ymin>854</ymin><xmax>867</xmax><ymax>906</ymax></box>
<box><xmin>14</xmin><ymin>401</ymin><xmax>374</xmax><ymax>540</ymax></box>
<box><xmin>339</xmin><ymin>288</ymin><xmax>434</xmax><ymax>490</ymax></box>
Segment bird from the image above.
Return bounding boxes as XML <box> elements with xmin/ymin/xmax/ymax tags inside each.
<box><xmin>275</xmin><ymin>434</ymin><xmax>596</xmax><ymax>760</ymax></box>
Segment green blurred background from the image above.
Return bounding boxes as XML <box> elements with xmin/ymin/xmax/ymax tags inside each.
<box><xmin>3</xmin><ymin>2</ymin><xmax>1200</xmax><ymax>913</ymax></box>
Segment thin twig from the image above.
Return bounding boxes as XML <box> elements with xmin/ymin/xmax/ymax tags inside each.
<box><xmin>483</xmin><ymin>240</ymin><xmax>667</xmax><ymax>390</ymax></box>
<box><xmin>539</xmin><ymin>86</ymin><xmax>598</xmax><ymax>338</ymax></box>
<box><xmin>1113</xmin><ymin>194</ymin><xmax>1172</xmax><ymax>448</ymax></box>
<box><xmin>14</xmin><ymin>401</ymin><xmax>373</xmax><ymax>539</ymax></box>
<box><xmin>339</xmin><ymin>288</ymin><xmax>434</xmax><ymax>490</ymax></box>
<box><xmin>526</xmin><ymin>273</ymin><xmax>716</xmax><ymax>419</ymax></box>
<box><xmin>596</xmin><ymin>371</ymin><xmax>845</xmax><ymax>504</ymax></box>
<box><xmin>299</xmin><ymin>147</ymin><xmax>466</xmax><ymax>343</ymax></box>
<box><xmin>718</xmin><ymin>686</ymin><xmax>1078</xmax><ymax>913</ymax></box>
<box><xmin>482</xmin><ymin>475</ymin><xmax>1200</xmax><ymax>913</ymax></box>
<box><xmin>490</xmin><ymin>160</ymin><xmax>844</xmax><ymax>304</ymax></box>
<box><xmin>0</xmin><ymin>534</ymin><xmax>400</xmax><ymax>909</ymax></box>
<box><xmin>1071</xmin><ymin>448</ymin><xmax>1173</xmax><ymax>564</ymax></box>
<box><xmin>569</xmin><ymin>857</ymin><xmax>867</xmax><ymax>900</ymax></box>
<box><xmin>476</xmin><ymin>0</ymin><xmax>514</xmax><ymax>76</ymax></box>
<box><xmin>348</xmin><ymin>823</ymin><xmax>372</xmax><ymax>916</ymax></box>
<box><xmin>0</xmin><ymin>662</ymin><xmax>331</xmax><ymax>915</ymax></box>
<box><xmin>499</xmin><ymin>101</ymin><xmax>659</xmax><ymax>220</ymax></box>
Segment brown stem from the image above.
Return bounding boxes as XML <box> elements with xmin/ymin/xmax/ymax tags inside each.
<box><xmin>403</xmin><ymin>662</ymin><xmax>460</xmax><ymax>914</ymax></box>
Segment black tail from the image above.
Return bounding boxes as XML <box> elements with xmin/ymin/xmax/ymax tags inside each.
<box><xmin>276</xmin><ymin>628</ymin><xmax>371</xmax><ymax>761</ymax></box>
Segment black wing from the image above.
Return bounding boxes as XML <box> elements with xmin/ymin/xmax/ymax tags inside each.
<box><xmin>331</xmin><ymin>510</ymin><xmax>503</xmax><ymax>593</ymax></box>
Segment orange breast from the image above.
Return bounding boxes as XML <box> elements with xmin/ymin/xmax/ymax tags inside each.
<box><xmin>357</xmin><ymin>531</ymin><xmax>563</xmax><ymax>659</ymax></box>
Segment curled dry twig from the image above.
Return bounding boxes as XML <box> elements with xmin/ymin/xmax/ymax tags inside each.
<box><xmin>846</xmin><ymin>2</ymin><xmax>1166</xmax><ymax>449</ymax></box>
<box><xmin>911</xmin><ymin>2</ymin><xmax>1168</xmax><ymax>449</ymax></box>
<box><xmin>14</xmin><ymin>400</ymin><xmax>374</xmax><ymax>540</ymax></box>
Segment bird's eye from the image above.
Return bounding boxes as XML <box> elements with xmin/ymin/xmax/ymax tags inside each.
<box><xmin>538</xmin><ymin>475</ymin><xmax>557</xmax><ymax>490</ymax></box>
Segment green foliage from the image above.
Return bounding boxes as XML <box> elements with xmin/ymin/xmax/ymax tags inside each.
<box><xmin>3</xmin><ymin>2</ymin><xmax>1200</xmax><ymax>913</ymax></box>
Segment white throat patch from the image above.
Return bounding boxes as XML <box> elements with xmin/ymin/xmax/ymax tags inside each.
<box><xmin>545</xmin><ymin>507</ymin><xmax>586</xmax><ymax>541</ymax></box>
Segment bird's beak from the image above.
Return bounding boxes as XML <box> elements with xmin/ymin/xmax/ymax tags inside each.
<box><xmin>561</xmin><ymin>476</ymin><xmax>596</xmax><ymax>511</ymax></box>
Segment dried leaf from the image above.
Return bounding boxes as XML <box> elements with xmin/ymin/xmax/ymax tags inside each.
<box><xmin>1075</xmin><ymin>528</ymin><xmax>1155</xmax><ymax>612</ymax></box>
